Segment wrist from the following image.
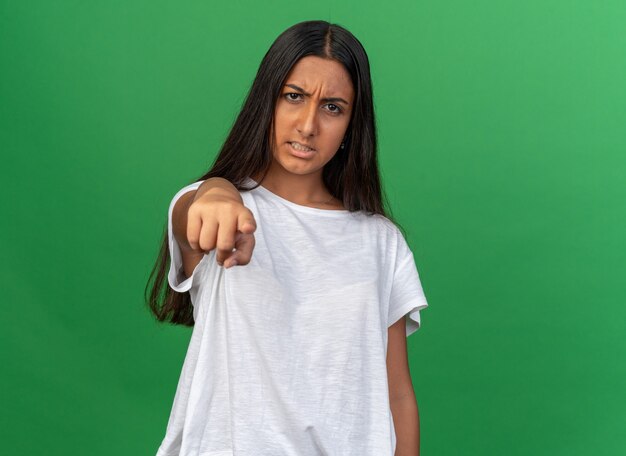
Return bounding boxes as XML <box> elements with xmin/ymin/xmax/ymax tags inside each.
<box><xmin>196</xmin><ymin>177</ymin><xmax>242</xmax><ymax>204</ymax></box>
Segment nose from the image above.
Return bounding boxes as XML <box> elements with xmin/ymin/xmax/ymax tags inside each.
<box><xmin>296</xmin><ymin>101</ymin><xmax>318</xmax><ymax>137</ymax></box>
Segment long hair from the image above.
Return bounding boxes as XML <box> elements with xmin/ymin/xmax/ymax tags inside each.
<box><xmin>145</xmin><ymin>20</ymin><xmax>404</xmax><ymax>326</ymax></box>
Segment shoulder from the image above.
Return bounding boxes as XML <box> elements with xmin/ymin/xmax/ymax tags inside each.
<box><xmin>351</xmin><ymin>213</ymin><xmax>406</xmax><ymax>256</ymax></box>
<box><xmin>365</xmin><ymin>213</ymin><xmax>403</xmax><ymax>239</ymax></box>
<box><xmin>364</xmin><ymin>214</ymin><xmax>414</xmax><ymax>263</ymax></box>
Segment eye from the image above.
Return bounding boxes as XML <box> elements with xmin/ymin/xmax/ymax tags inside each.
<box><xmin>285</xmin><ymin>92</ymin><xmax>303</xmax><ymax>101</ymax></box>
<box><xmin>283</xmin><ymin>93</ymin><xmax>343</xmax><ymax>115</ymax></box>
<box><xmin>325</xmin><ymin>103</ymin><xmax>342</xmax><ymax>114</ymax></box>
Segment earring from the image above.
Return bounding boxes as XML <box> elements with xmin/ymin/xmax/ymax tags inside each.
<box><xmin>340</xmin><ymin>142</ymin><xmax>345</xmax><ymax>149</ymax></box>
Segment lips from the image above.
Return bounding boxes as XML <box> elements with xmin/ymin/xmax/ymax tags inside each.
<box><xmin>288</xmin><ymin>141</ymin><xmax>316</xmax><ymax>159</ymax></box>
<box><xmin>289</xmin><ymin>141</ymin><xmax>316</xmax><ymax>151</ymax></box>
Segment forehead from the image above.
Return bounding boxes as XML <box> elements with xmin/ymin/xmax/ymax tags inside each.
<box><xmin>285</xmin><ymin>56</ymin><xmax>354</xmax><ymax>98</ymax></box>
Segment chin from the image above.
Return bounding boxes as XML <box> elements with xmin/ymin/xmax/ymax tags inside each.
<box><xmin>273</xmin><ymin>158</ymin><xmax>319</xmax><ymax>176</ymax></box>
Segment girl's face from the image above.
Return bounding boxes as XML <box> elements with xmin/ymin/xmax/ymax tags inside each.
<box><xmin>270</xmin><ymin>55</ymin><xmax>354</xmax><ymax>178</ymax></box>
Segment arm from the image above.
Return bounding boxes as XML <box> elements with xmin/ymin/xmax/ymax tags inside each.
<box><xmin>387</xmin><ymin>316</ymin><xmax>420</xmax><ymax>455</ymax></box>
<box><xmin>171</xmin><ymin>177</ymin><xmax>242</xmax><ymax>278</ymax></box>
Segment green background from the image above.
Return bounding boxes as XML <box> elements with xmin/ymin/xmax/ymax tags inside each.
<box><xmin>1</xmin><ymin>0</ymin><xmax>624</xmax><ymax>454</ymax></box>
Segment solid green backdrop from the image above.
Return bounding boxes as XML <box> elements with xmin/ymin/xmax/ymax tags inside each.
<box><xmin>1</xmin><ymin>0</ymin><xmax>625</xmax><ymax>455</ymax></box>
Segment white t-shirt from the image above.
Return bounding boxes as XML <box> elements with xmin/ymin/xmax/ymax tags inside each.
<box><xmin>155</xmin><ymin>177</ymin><xmax>428</xmax><ymax>456</ymax></box>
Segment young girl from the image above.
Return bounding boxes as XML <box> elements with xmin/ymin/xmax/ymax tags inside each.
<box><xmin>146</xmin><ymin>20</ymin><xmax>429</xmax><ymax>456</ymax></box>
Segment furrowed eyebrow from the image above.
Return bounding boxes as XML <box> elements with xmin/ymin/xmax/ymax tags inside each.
<box><xmin>284</xmin><ymin>83</ymin><xmax>349</xmax><ymax>105</ymax></box>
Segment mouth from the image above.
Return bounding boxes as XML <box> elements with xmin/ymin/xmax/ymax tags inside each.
<box><xmin>288</xmin><ymin>141</ymin><xmax>316</xmax><ymax>159</ymax></box>
<box><xmin>288</xmin><ymin>141</ymin><xmax>316</xmax><ymax>152</ymax></box>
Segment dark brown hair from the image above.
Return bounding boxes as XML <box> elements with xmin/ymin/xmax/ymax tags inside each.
<box><xmin>145</xmin><ymin>20</ymin><xmax>404</xmax><ymax>326</ymax></box>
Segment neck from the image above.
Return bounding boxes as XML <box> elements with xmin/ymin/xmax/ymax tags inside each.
<box><xmin>251</xmin><ymin>167</ymin><xmax>340</xmax><ymax>208</ymax></box>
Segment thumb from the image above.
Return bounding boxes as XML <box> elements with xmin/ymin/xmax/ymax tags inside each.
<box><xmin>237</xmin><ymin>212</ymin><xmax>257</xmax><ymax>233</ymax></box>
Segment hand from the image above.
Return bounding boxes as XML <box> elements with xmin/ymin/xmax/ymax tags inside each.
<box><xmin>186</xmin><ymin>189</ymin><xmax>257</xmax><ymax>269</ymax></box>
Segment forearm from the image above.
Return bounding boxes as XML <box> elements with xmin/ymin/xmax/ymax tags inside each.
<box><xmin>390</xmin><ymin>391</ymin><xmax>420</xmax><ymax>456</ymax></box>
<box><xmin>194</xmin><ymin>177</ymin><xmax>242</xmax><ymax>203</ymax></box>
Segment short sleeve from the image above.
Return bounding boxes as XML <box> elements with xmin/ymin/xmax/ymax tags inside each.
<box><xmin>167</xmin><ymin>180</ymin><xmax>206</xmax><ymax>293</ymax></box>
<box><xmin>387</xmin><ymin>230</ymin><xmax>429</xmax><ymax>337</ymax></box>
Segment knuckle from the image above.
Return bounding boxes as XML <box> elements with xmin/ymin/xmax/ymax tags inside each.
<box><xmin>198</xmin><ymin>234</ymin><xmax>216</xmax><ymax>252</ymax></box>
<box><xmin>197</xmin><ymin>240</ymin><xmax>211</xmax><ymax>252</ymax></box>
<box><xmin>217</xmin><ymin>243</ymin><xmax>235</xmax><ymax>255</ymax></box>
<box><xmin>187</xmin><ymin>232</ymin><xmax>199</xmax><ymax>247</ymax></box>
<box><xmin>187</xmin><ymin>201</ymin><xmax>200</xmax><ymax>217</ymax></box>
